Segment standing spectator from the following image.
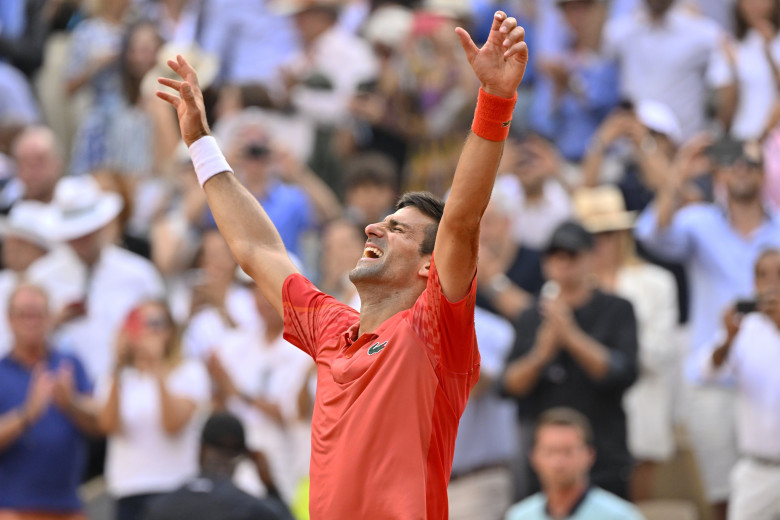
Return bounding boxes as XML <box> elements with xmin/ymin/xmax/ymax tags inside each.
<box><xmin>27</xmin><ymin>175</ymin><xmax>165</xmax><ymax>382</ymax></box>
<box><xmin>96</xmin><ymin>299</ymin><xmax>210</xmax><ymax>520</ymax></box>
<box><xmin>144</xmin><ymin>412</ymin><xmax>293</xmax><ymax>520</ymax></box>
<box><xmin>711</xmin><ymin>0</ymin><xmax>780</xmax><ymax>141</ymax></box>
<box><xmin>603</xmin><ymin>0</ymin><xmax>733</xmax><ymax>141</ymax></box>
<box><xmin>0</xmin><ymin>284</ymin><xmax>96</xmax><ymax>520</ymax></box>
<box><xmin>530</xmin><ymin>0</ymin><xmax>620</xmax><ymax>163</ymax></box>
<box><xmin>1</xmin><ymin>126</ymin><xmax>64</xmax><ymax>214</ymax></box>
<box><xmin>575</xmin><ymin>185</ymin><xmax>679</xmax><ymax>501</ymax></box>
<box><xmin>448</xmin><ymin>306</ymin><xmax>518</xmax><ymax>520</ymax></box>
<box><xmin>502</xmin><ymin>221</ymin><xmax>638</xmax><ymax>499</ymax></box>
<box><xmin>0</xmin><ymin>201</ymin><xmax>54</xmax><ymax>355</ymax></box>
<box><xmin>341</xmin><ymin>152</ymin><xmax>398</xmax><ymax>229</ymax></box>
<box><xmin>504</xmin><ymin>408</ymin><xmax>644</xmax><ymax>520</ymax></box>
<box><xmin>702</xmin><ymin>248</ymin><xmax>780</xmax><ymax>520</ymax></box>
<box><xmin>635</xmin><ymin>137</ymin><xmax>780</xmax><ymax>519</ymax></box>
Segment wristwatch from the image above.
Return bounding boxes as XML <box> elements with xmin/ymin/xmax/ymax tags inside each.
<box><xmin>488</xmin><ymin>273</ymin><xmax>512</xmax><ymax>295</ymax></box>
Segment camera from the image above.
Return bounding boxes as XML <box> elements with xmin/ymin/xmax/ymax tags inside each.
<box><xmin>735</xmin><ymin>299</ymin><xmax>758</xmax><ymax>314</ymax></box>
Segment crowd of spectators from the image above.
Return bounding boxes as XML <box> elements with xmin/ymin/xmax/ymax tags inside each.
<box><xmin>1</xmin><ymin>0</ymin><xmax>779</xmax><ymax>519</ymax></box>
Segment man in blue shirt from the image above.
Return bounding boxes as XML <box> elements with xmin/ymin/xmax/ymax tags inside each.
<box><xmin>0</xmin><ymin>284</ymin><xmax>96</xmax><ymax>519</ymax></box>
<box><xmin>505</xmin><ymin>407</ymin><xmax>643</xmax><ymax>520</ymax></box>
<box><xmin>634</xmin><ymin>137</ymin><xmax>780</xmax><ymax>518</ymax></box>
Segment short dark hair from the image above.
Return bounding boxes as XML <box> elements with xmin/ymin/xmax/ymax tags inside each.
<box><xmin>395</xmin><ymin>191</ymin><xmax>445</xmax><ymax>255</ymax></box>
<box><xmin>535</xmin><ymin>407</ymin><xmax>594</xmax><ymax>447</ymax></box>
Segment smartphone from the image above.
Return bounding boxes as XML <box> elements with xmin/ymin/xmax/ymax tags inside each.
<box><xmin>735</xmin><ymin>300</ymin><xmax>758</xmax><ymax>314</ymax></box>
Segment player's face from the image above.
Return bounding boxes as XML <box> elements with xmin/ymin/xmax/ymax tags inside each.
<box><xmin>349</xmin><ymin>207</ymin><xmax>434</xmax><ymax>286</ymax></box>
<box><xmin>531</xmin><ymin>425</ymin><xmax>594</xmax><ymax>491</ymax></box>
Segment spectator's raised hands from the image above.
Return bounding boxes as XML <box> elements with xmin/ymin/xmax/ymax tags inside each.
<box><xmin>24</xmin><ymin>365</ymin><xmax>55</xmax><ymax>424</ymax></box>
<box><xmin>455</xmin><ymin>11</ymin><xmax>528</xmax><ymax>98</ymax></box>
<box><xmin>156</xmin><ymin>55</ymin><xmax>211</xmax><ymax>147</ymax></box>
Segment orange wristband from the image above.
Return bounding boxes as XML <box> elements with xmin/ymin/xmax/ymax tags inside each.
<box><xmin>471</xmin><ymin>88</ymin><xmax>517</xmax><ymax>141</ymax></box>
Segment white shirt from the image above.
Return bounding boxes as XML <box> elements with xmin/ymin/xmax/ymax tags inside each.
<box><xmin>709</xmin><ymin>30</ymin><xmax>780</xmax><ymax>140</ymax></box>
<box><xmin>215</xmin><ymin>327</ymin><xmax>313</xmax><ymax>501</ymax></box>
<box><xmin>182</xmin><ymin>284</ymin><xmax>261</xmax><ymax>359</ymax></box>
<box><xmin>495</xmin><ymin>174</ymin><xmax>573</xmax><ymax>250</ymax></box>
<box><xmin>97</xmin><ymin>360</ymin><xmax>211</xmax><ymax>497</ymax></box>
<box><xmin>702</xmin><ymin>312</ymin><xmax>780</xmax><ymax>459</ymax></box>
<box><xmin>26</xmin><ymin>245</ymin><xmax>165</xmax><ymax>382</ymax></box>
<box><xmin>618</xmin><ymin>263</ymin><xmax>680</xmax><ymax>460</ymax></box>
<box><xmin>603</xmin><ymin>8</ymin><xmax>724</xmax><ymax>140</ymax></box>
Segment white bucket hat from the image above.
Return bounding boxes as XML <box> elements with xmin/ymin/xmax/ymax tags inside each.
<box><xmin>0</xmin><ymin>200</ymin><xmax>55</xmax><ymax>249</ymax></box>
<box><xmin>47</xmin><ymin>176</ymin><xmax>123</xmax><ymax>242</ymax></box>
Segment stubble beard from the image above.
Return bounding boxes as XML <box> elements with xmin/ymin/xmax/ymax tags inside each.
<box><xmin>348</xmin><ymin>260</ymin><xmax>386</xmax><ymax>285</ymax></box>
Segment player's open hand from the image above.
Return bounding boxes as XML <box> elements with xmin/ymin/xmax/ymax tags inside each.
<box><xmin>456</xmin><ymin>11</ymin><xmax>528</xmax><ymax>99</ymax></box>
<box><xmin>156</xmin><ymin>55</ymin><xmax>211</xmax><ymax>147</ymax></box>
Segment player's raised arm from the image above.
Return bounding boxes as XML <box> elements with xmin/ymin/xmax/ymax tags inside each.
<box><xmin>434</xmin><ymin>12</ymin><xmax>528</xmax><ymax>302</ymax></box>
<box><xmin>156</xmin><ymin>55</ymin><xmax>298</xmax><ymax>317</ymax></box>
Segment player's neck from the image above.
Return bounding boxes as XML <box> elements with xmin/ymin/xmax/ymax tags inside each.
<box><xmin>357</xmin><ymin>288</ymin><xmax>420</xmax><ymax>336</ymax></box>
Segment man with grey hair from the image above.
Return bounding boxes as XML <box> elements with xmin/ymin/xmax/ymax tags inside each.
<box><xmin>1</xmin><ymin>125</ymin><xmax>64</xmax><ymax>214</ymax></box>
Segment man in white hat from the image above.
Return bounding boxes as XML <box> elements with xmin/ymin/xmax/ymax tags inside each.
<box><xmin>26</xmin><ymin>175</ymin><xmax>164</xmax><ymax>382</ymax></box>
<box><xmin>0</xmin><ymin>200</ymin><xmax>55</xmax><ymax>355</ymax></box>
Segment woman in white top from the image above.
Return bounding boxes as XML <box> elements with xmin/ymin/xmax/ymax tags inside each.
<box><xmin>97</xmin><ymin>299</ymin><xmax>210</xmax><ymax>520</ymax></box>
<box><xmin>574</xmin><ymin>186</ymin><xmax>679</xmax><ymax>501</ymax></box>
<box><xmin>714</xmin><ymin>0</ymin><xmax>780</xmax><ymax>141</ymax></box>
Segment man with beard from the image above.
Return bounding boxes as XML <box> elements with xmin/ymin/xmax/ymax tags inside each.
<box><xmin>156</xmin><ymin>10</ymin><xmax>528</xmax><ymax>519</ymax></box>
<box><xmin>635</xmin><ymin>137</ymin><xmax>780</xmax><ymax>520</ymax></box>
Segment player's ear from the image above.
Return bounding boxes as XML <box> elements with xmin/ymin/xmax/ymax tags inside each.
<box><xmin>418</xmin><ymin>257</ymin><xmax>432</xmax><ymax>278</ymax></box>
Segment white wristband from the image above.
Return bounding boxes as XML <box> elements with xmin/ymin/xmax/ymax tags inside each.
<box><xmin>188</xmin><ymin>136</ymin><xmax>233</xmax><ymax>187</ymax></box>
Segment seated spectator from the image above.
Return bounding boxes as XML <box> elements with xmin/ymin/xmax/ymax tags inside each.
<box><xmin>317</xmin><ymin>218</ymin><xmax>364</xmax><ymax>308</ymax></box>
<box><xmin>144</xmin><ymin>412</ymin><xmax>293</xmax><ymax>520</ymax></box>
<box><xmin>502</xmin><ymin>221</ymin><xmax>638</xmax><ymax>499</ymax></box>
<box><xmin>504</xmin><ymin>408</ymin><xmax>644</xmax><ymax>520</ymax></box>
<box><xmin>342</xmin><ymin>152</ymin><xmax>398</xmax><ymax>229</ymax></box>
<box><xmin>530</xmin><ymin>0</ymin><xmax>620</xmax><ymax>163</ymax></box>
<box><xmin>476</xmin><ymin>188</ymin><xmax>544</xmax><ymax>321</ymax></box>
<box><xmin>575</xmin><ymin>185</ymin><xmax>679</xmax><ymax>501</ymax></box>
<box><xmin>183</xmin><ymin>230</ymin><xmax>260</xmax><ymax>358</ymax></box>
<box><xmin>494</xmin><ymin>133</ymin><xmax>573</xmax><ymax>250</ymax></box>
<box><xmin>0</xmin><ymin>126</ymin><xmax>64</xmax><ymax>214</ymax></box>
<box><xmin>0</xmin><ymin>284</ymin><xmax>96</xmax><ymax>520</ymax></box>
<box><xmin>27</xmin><ymin>175</ymin><xmax>165</xmax><ymax>382</ymax></box>
<box><xmin>448</xmin><ymin>306</ymin><xmax>518</xmax><ymax>520</ymax></box>
<box><xmin>701</xmin><ymin>248</ymin><xmax>780</xmax><ymax>520</ymax></box>
<box><xmin>96</xmin><ymin>299</ymin><xmax>210</xmax><ymax>520</ymax></box>
<box><xmin>0</xmin><ymin>201</ymin><xmax>55</xmax><ymax>354</ymax></box>
<box><xmin>207</xmin><ymin>273</ymin><xmax>313</xmax><ymax>503</ymax></box>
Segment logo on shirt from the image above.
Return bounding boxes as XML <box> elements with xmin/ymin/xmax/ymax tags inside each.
<box><xmin>367</xmin><ymin>341</ymin><xmax>388</xmax><ymax>356</ymax></box>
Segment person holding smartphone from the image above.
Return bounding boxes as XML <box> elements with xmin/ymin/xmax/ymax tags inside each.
<box><xmin>96</xmin><ymin>300</ymin><xmax>210</xmax><ymax>520</ymax></box>
<box><xmin>702</xmin><ymin>248</ymin><xmax>780</xmax><ymax>520</ymax></box>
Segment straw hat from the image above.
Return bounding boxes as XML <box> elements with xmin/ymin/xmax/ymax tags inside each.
<box><xmin>0</xmin><ymin>200</ymin><xmax>55</xmax><ymax>248</ymax></box>
<box><xmin>143</xmin><ymin>42</ymin><xmax>219</xmax><ymax>97</ymax></box>
<box><xmin>573</xmin><ymin>185</ymin><xmax>636</xmax><ymax>233</ymax></box>
<box><xmin>46</xmin><ymin>176</ymin><xmax>123</xmax><ymax>241</ymax></box>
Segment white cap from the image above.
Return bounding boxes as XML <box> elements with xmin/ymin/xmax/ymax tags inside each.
<box><xmin>636</xmin><ymin>100</ymin><xmax>683</xmax><ymax>145</ymax></box>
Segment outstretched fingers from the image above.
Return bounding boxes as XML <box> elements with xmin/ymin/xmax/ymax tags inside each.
<box><xmin>155</xmin><ymin>90</ymin><xmax>181</xmax><ymax>109</ymax></box>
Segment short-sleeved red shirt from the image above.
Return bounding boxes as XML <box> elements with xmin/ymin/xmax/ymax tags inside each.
<box><xmin>282</xmin><ymin>255</ymin><xmax>480</xmax><ymax>519</ymax></box>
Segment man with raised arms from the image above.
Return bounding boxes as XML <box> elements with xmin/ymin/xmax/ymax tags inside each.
<box><xmin>156</xmin><ymin>12</ymin><xmax>528</xmax><ymax>519</ymax></box>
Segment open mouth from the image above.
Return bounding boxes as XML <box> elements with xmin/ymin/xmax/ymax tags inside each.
<box><xmin>362</xmin><ymin>245</ymin><xmax>384</xmax><ymax>259</ymax></box>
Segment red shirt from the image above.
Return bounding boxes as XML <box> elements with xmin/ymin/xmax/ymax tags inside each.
<box><xmin>282</xmin><ymin>256</ymin><xmax>480</xmax><ymax>519</ymax></box>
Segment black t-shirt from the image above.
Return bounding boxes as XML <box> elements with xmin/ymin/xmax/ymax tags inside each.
<box><xmin>144</xmin><ymin>476</ymin><xmax>293</xmax><ymax>520</ymax></box>
<box><xmin>504</xmin><ymin>290</ymin><xmax>639</xmax><ymax>488</ymax></box>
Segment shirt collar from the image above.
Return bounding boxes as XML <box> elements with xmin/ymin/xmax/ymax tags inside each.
<box><xmin>544</xmin><ymin>485</ymin><xmax>592</xmax><ymax>519</ymax></box>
